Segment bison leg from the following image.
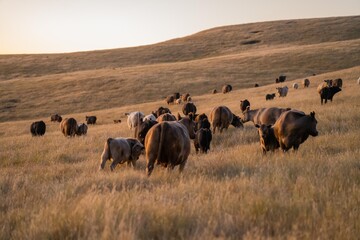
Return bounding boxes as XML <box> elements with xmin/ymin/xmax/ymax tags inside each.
<box><xmin>179</xmin><ymin>160</ymin><xmax>187</xmax><ymax>173</ymax></box>
<box><xmin>110</xmin><ymin>161</ymin><xmax>118</xmax><ymax>171</ymax></box>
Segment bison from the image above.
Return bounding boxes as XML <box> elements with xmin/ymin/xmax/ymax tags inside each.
<box><xmin>76</xmin><ymin>123</ymin><xmax>88</xmax><ymax>136</ymax></box>
<box><xmin>317</xmin><ymin>80</ymin><xmax>333</xmax><ymax>93</ymax></box>
<box><xmin>319</xmin><ymin>86</ymin><xmax>342</xmax><ymax>104</ymax></box>
<box><xmin>209</xmin><ymin>106</ymin><xmax>243</xmax><ymax>134</ymax></box>
<box><xmin>50</xmin><ymin>114</ymin><xmax>62</xmax><ymax>123</ymax></box>
<box><xmin>86</xmin><ymin>116</ymin><xmax>97</xmax><ymax>124</ymax></box>
<box><xmin>125</xmin><ymin>111</ymin><xmax>145</xmax><ymax>132</ymax></box>
<box><xmin>266</xmin><ymin>93</ymin><xmax>276</xmax><ymax>101</ymax></box>
<box><xmin>255</xmin><ymin>124</ymin><xmax>279</xmax><ymax>154</ymax></box>
<box><xmin>165</xmin><ymin>95</ymin><xmax>175</xmax><ymax>105</ymax></box>
<box><xmin>30</xmin><ymin>121</ymin><xmax>46</xmax><ymax>136</ymax></box>
<box><xmin>222</xmin><ymin>84</ymin><xmax>232</xmax><ymax>94</ymax></box>
<box><xmin>276</xmin><ymin>86</ymin><xmax>288</xmax><ymax>97</ymax></box>
<box><xmin>302</xmin><ymin>79</ymin><xmax>310</xmax><ymax>88</ymax></box>
<box><xmin>242</xmin><ymin>107</ymin><xmax>291</xmax><ymax>126</ymax></box>
<box><xmin>212</xmin><ymin>89</ymin><xmax>218</xmax><ymax>94</ymax></box>
<box><xmin>181</xmin><ymin>93</ymin><xmax>190</xmax><ymax>102</ymax></box>
<box><xmin>136</xmin><ymin>119</ymin><xmax>158</xmax><ymax>145</ymax></box>
<box><xmin>156</xmin><ymin>113</ymin><xmax>177</xmax><ymax>123</ymax></box>
<box><xmin>152</xmin><ymin>107</ymin><xmax>171</xmax><ymax>118</ymax></box>
<box><xmin>60</xmin><ymin>118</ymin><xmax>78</xmax><ymax>137</ymax></box>
<box><xmin>240</xmin><ymin>99</ymin><xmax>250</xmax><ymax>112</ymax></box>
<box><xmin>143</xmin><ymin>114</ymin><xmax>156</xmax><ymax>122</ymax></box>
<box><xmin>293</xmin><ymin>83</ymin><xmax>299</xmax><ymax>89</ymax></box>
<box><xmin>273</xmin><ymin>110</ymin><xmax>318</xmax><ymax>151</ymax></box>
<box><xmin>113</xmin><ymin>119</ymin><xmax>122</xmax><ymax>124</ymax></box>
<box><xmin>182</xmin><ymin>102</ymin><xmax>197</xmax><ymax>116</ymax></box>
<box><xmin>100</xmin><ymin>138</ymin><xmax>144</xmax><ymax>171</ymax></box>
<box><xmin>145</xmin><ymin>116</ymin><xmax>196</xmax><ymax>176</ymax></box>
<box><xmin>276</xmin><ymin>75</ymin><xmax>286</xmax><ymax>83</ymax></box>
<box><xmin>194</xmin><ymin>128</ymin><xmax>212</xmax><ymax>154</ymax></box>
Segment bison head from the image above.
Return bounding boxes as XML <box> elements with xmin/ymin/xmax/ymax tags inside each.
<box><xmin>308</xmin><ymin>111</ymin><xmax>318</xmax><ymax>137</ymax></box>
<box><xmin>231</xmin><ymin>114</ymin><xmax>243</xmax><ymax>128</ymax></box>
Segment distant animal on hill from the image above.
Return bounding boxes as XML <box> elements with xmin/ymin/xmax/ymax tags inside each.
<box><xmin>152</xmin><ymin>107</ymin><xmax>171</xmax><ymax>118</ymax></box>
<box><xmin>175</xmin><ymin>98</ymin><xmax>182</xmax><ymax>104</ymax></box>
<box><xmin>50</xmin><ymin>114</ymin><xmax>62</xmax><ymax>123</ymax></box>
<box><xmin>136</xmin><ymin>119</ymin><xmax>158</xmax><ymax>144</ymax></box>
<box><xmin>181</xmin><ymin>93</ymin><xmax>190</xmax><ymax>102</ymax></box>
<box><xmin>209</xmin><ymin>106</ymin><xmax>243</xmax><ymax>134</ymax></box>
<box><xmin>195</xmin><ymin>116</ymin><xmax>211</xmax><ymax>131</ymax></box>
<box><xmin>212</xmin><ymin>89</ymin><xmax>217</xmax><ymax>94</ymax></box>
<box><xmin>302</xmin><ymin>79</ymin><xmax>310</xmax><ymax>88</ymax></box>
<box><xmin>30</xmin><ymin>121</ymin><xmax>46</xmax><ymax>136</ymax></box>
<box><xmin>317</xmin><ymin>80</ymin><xmax>333</xmax><ymax>93</ymax></box>
<box><xmin>242</xmin><ymin>107</ymin><xmax>292</xmax><ymax>126</ymax></box>
<box><xmin>156</xmin><ymin>113</ymin><xmax>177</xmax><ymax>123</ymax></box>
<box><xmin>222</xmin><ymin>84</ymin><xmax>233</xmax><ymax>94</ymax></box>
<box><xmin>86</xmin><ymin>116</ymin><xmax>97</xmax><ymax>124</ymax></box>
<box><xmin>60</xmin><ymin>118</ymin><xmax>78</xmax><ymax>137</ymax></box>
<box><xmin>166</xmin><ymin>95</ymin><xmax>175</xmax><ymax>105</ymax></box>
<box><xmin>333</xmin><ymin>78</ymin><xmax>343</xmax><ymax>88</ymax></box>
<box><xmin>76</xmin><ymin>123</ymin><xmax>88</xmax><ymax>136</ymax></box>
<box><xmin>144</xmin><ymin>116</ymin><xmax>196</xmax><ymax>176</ymax></box>
<box><xmin>276</xmin><ymin>75</ymin><xmax>286</xmax><ymax>83</ymax></box>
<box><xmin>125</xmin><ymin>111</ymin><xmax>145</xmax><ymax>132</ymax></box>
<box><xmin>319</xmin><ymin>86</ymin><xmax>342</xmax><ymax>104</ymax></box>
<box><xmin>240</xmin><ymin>99</ymin><xmax>250</xmax><ymax>112</ymax></box>
<box><xmin>194</xmin><ymin>128</ymin><xmax>212</xmax><ymax>154</ymax></box>
<box><xmin>255</xmin><ymin>124</ymin><xmax>279</xmax><ymax>154</ymax></box>
<box><xmin>273</xmin><ymin>110</ymin><xmax>318</xmax><ymax>151</ymax></box>
<box><xmin>293</xmin><ymin>83</ymin><xmax>299</xmax><ymax>89</ymax></box>
<box><xmin>143</xmin><ymin>114</ymin><xmax>156</xmax><ymax>122</ymax></box>
<box><xmin>113</xmin><ymin>119</ymin><xmax>122</xmax><ymax>124</ymax></box>
<box><xmin>276</xmin><ymin>86</ymin><xmax>288</xmax><ymax>97</ymax></box>
<box><xmin>173</xmin><ymin>92</ymin><xmax>180</xmax><ymax>100</ymax></box>
<box><xmin>254</xmin><ymin>83</ymin><xmax>259</xmax><ymax>87</ymax></box>
<box><xmin>266</xmin><ymin>93</ymin><xmax>276</xmax><ymax>101</ymax></box>
<box><xmin>100</xmin><ymin>138</ymin><xmax>144</xmax><ymax>171</ymax></box>
<box><xmin>182</xmin><ymin>102</ymin><xmax>197</xmax><ymax>116</ymax></box>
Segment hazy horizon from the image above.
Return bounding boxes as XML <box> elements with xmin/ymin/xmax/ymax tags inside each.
<box><xmin>1</xmin><ymin>0</ymin><xmax>359</xmax><ymax>55</ymax></box>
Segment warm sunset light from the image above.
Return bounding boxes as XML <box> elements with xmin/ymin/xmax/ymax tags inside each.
<box><xmin>0</xmin><ymin>0</ymin><xmax>359</xmax><ymax>54</ymax></box>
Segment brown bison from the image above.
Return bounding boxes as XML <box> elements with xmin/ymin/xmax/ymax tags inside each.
<box><xmin>302</xmin><ymin>79</ymin><xmax>310</xmax><ymax>88</ymax></box>
<box><xmin>240</xmin><ymin>99</ymin><xmax>250</xmax><ymax>112</ymax></box>
<box><xmin>222</xmin><ymin>84</ymin><xmax>232</xmax><ymax>94</ymax></box>
<box><xmin>156</xmin><ymin>113</ymin><xmax>177</xmax><ymax>123</ymax></box>
<box><xmin>152</xmin><ymin>107</ymin><xmax>171</xmax><ymax>118</ymax></box>
<box><xmin>30</xmin><ymin>121</ymin><xmax>46</xmax><ymax>136</ymax></box>
<box><xmin>50</xmin><ymin>114</ymin><xmax>62</xmax><ymax>123</ymax></box>
<box><xmin>165</xmin><ymin>95</ymin><xmax>175</xmax><ymax>105</ymax></box>
<box><xmin>255</xmin><ymin>124</ymin><xmax>279</xmax><ymax>154</ymax></box>
<box><xmin>212</xmin><ymin>89</ymin><xmax>217</xmax><ymax>94</ymax></box>
<box><xmin>100</xmin><ymin>138</ymin><xmax>144</xmax><ymax>171</ymax></box>
<box><xmin>273</xmin><ymin>110</ymin><xmax>318</xmax><ymax>151</ymax></box>
<box><xmin>60</xmin><ymin>118</ymin><xmax>78</xmax><ymax>137</ymax></box>
<box><xmin>209</xmin><ymin>106</ymin><xmax>243</xmax><ymax>134</ymax></box>
<box><xmin>242</xmin><ymin>107</ymin><xmax>291</xmax><ymax>126</ymax></box>
<box><xmin>317</xmin><ymin>80</ymin><xmax>333</xmax><ymax>93</ymax></box>
<box><xmin>145</xmin><ymin>116</ymin><xmax>196</xmax><ymax>176</ymax></box>
<box><xmin>181</xmin><ymin>93</ymin><xmax>190</xmax><ymax>102</ymax></box>
<box><xmin>86</xmin><ymin>116</ymin><xmax>97</xmax><ymax>124</ymax></box>
<box><xmin>194</xmin><ymin>128</ymin><xmax>212</xmax><ymax>154</ymax></box>
<box><xmin>182</xmin><ymin>102</ymin><xmax>197</xmax><ymax>116</ymax></box>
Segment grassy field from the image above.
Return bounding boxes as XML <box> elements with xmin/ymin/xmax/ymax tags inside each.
<box><xmin>1</xmin><ymin>15</ymin><xmax>360</xmax><ymax>239</ymax></box>
<box><xmin>1</xmin><ymin>64</ymin><xmax>359</xmax><ymax>239</ymax></box>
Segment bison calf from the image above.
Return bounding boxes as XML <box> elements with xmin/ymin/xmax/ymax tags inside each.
<box><xmin>255</xmin><ymin>124</ymin><xmax>279</xmax><ymax>154</ymax></box>
<box><xmin>30</xmin><ymin>121</ymin><xmax>46</xmax><ymax>136</ymax></box>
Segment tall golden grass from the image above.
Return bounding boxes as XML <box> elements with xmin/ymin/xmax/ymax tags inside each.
<box><xmin>1</xmin><ymin>65</ymin><xmax>359</xmax><ymax>239</ymax></box>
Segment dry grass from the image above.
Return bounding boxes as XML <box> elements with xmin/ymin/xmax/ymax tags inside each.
<box><xmin>1</xmin><ymin>65</ymin><xmax>360</xmax><ymax>239</ymax></box>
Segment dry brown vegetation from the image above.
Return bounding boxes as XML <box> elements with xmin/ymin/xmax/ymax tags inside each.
<box><xmin>1</xmin><ymin>16</ymin><xmax>360</xmax><ymax>239</ymax></box>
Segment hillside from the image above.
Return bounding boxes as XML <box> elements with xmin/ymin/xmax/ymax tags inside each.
<box><xmin>1</xmin><ymin>15</ymin><xmax>360</xmax><ymax>122</ymax></box>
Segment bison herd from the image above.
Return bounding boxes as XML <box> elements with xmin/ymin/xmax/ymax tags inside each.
<box><xmin>29</xmin><ymin>76</ymin><xmax>351</xmax><ymax>176</ymax></box>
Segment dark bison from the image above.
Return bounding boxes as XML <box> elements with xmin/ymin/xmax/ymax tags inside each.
<box><xmin>194</xmin><ymin>128</ymin><xmax>212</xmax><ymax>154</ymax></box>
<box><xmin>195</xmin><ymin>115</ymin><xmax>211</xmax><ymax>131</ymax></box>
<box><xmin>254</xmin><ymin>83</ymin><xmax>259</xmax><ymax>87</ymax></box>
<box><xmin>240</xmin><ymin>99</ymin><xmax>250</xmax><ymax>112</ymax></box>
<box><xmin>209</xmin><ymin>106</ymin><xmax>243</xmax><ymax>134</ymax></box>
<box><xmin>173</xmin><ymin>92</ymin><xmax>180</xmax><ymax>100</ymax></box>
<box><xmin>317</xmin><ymin>80</ymin><xmax>333</xmax><ymax>93</ymax></box>
<box><xmin>319</xmin><ymin>86</ymin><xmax>342</xmax><ymax>104</ymax></box>
<box><xmin>255</xmin><ymin>124</ymin><xmax>279</xmax><ymax>154</ymax></box>
<box><xmin>145</xmin><ymin>116</ymin><xmax>196</xmax><ymax>176</ymax></box>
<box><xmin>302</xmin><ymin>79</ymin><xmax>310</xmax><ymax>88</ymax></box>
<box><xmin>30</xmin><ymin>121</ymin><xmax>46</xmax><ymax>136</ymax></box>
<box><xmin>165</xmin><ymin>95</ymin><xmax>175</xmax><ymax>105</ymax></box>
<box><xmin>266</xmin><ymin>93</ymin><xmax>276</xmax><ymax>101</ymax></box>
<box><xmin>60</xmin><ymin>118</ymin><xmax>78</xmax><ymax>137</ymax></box>
<box><xmin>222</xmin><ymin>84</ymin><xmax>232</xmax><ymax>94</ymax></box>
<box><xmin>181</xmin><ymin>93</ymin><xmax>190</xmax><ymax>102</ymax></box>
<box><xmin>276</xmin><ymin>75</ymin><xmax>286</xmax><ymax>83</ymax></box>
<box><xmin>273</xmin><ymin>110</ymin><xmax>318</xmax><ymax>151</ymax></box>
<box><xmin>76</xmin><ymin>123</ymin><xmax>88</xmax><ymax>136</ymax></box>
<box><xmin>242</xmin><ymin>107</ymin><xmax>291</xmax><ymax>126</ymax></box>
<box><xmin>182</xmin><ymin>102</ymin><xmax>197</xmax><ymax>116</ymax></box>
<box><xmin>333</xmin><ymin>78</ymin><xmax>343</xmax><ymax>88</ymax></box>
<box><xmin>152</xmin><ymin>107</ymin><xmax>171</xmax><ymax>118</ymax></box>
<box><xmin>136</xmin><ymin>119</ymin><xmax>158</xmax><ymax>145</ymax></box>
<box><xmin>50</xmin><ymin>114</ymin><xmax>62</xmax><ymax>123</ymax></box>
<box><xmin>212</xmin><ymin>89</ymin><xmax>217</xmax><ymax>94</ymax></box>
<box><xmin>86</xmin><ymin>116</ymin><xmax>97</xmax><ymax>124</ymax></box>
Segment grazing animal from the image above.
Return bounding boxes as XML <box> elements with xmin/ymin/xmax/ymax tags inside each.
<box><xmin>100</xmin><ymin>138</ymin><xmax>144</xmax><ymax>171</ymax></box>
<box><xmin>276</xmin><ymin>75</ymin><xmax>286</xmax><ymax>83</ymax></box>
<box><xmin>125</xmin><ymin>111</ymin><xmax>145</xmax><ymax>130</ymax></box>
<box><xmin>319</xmin><ymin>86</ymin><xmax>342</xmax><ymax>104</ymax></box>
<box><xmin>273</xmin><ymin>111</ymin><xmax>318</xmax><ymax>151</ymax></box>
<box><xmin>195</xmin><ymin>115</ymin><xmax>211</xmax><ymax>131</ymax></box>
<box><xmin>60</xmin><ymin>118</ymin><xmax>78</xmax><ymax>137</ymax></box>
<box><xmin>317</xmin><ymin>80</ymin><xmax>333</xmax><ymax>93</ymax></box>
<box><xmin>222</xmin><ymin>84</ymin><xmax>232</xmax><ymax>94</ymax></box>
<box><xmin>209</xmin><ymin>106</ymin><xmax>243</xmax><ymax>134</ymax></box>
<box><xmin>242</xmin><ymin>107</ymin><xmax>292</xmax><ymax>126</ymax></box>
<box><xmin>266</xmin><ymin>93</ymin><xmax>276</xmax><ymax>101</ymax></box>
<box><xmin>86</xmin><ymin>116</ymin><xmax>97</xmax><ymax>124</ymax></box>
<box><xmin>182</xmin><ymin>102</ymin><xmax>197</xmax><ymax>116</ymax></box>
<box><xmin>76</xmin><ymin>123</ymin><xmax>88</xmax><ymax>136</ymax></box>
<box><xmin>166</xmin><ymin>95</ymin><xmax>175</xmax><ymax>105</ymax></box>
<box><xmin>254</xmin><ymin>83</ymin><xmax>259</xmax><ymax>87</ymax></box>
<box><xmin>276</xmin><ymin>86</ymin><xmax>289</xmax><ymax>97</ymax></box>
<box><xmin>240</xmin><ymin>99</ymin><xmax>250</xmax><ymax>113</ymax></box>
<box><xmin>152</xmin><ymin>107</ymin><xmax>171</xmax><ymax>118</ymax></box>
<box><xmin>145</xmin><ymin>117</ymin><xmax>196</xmax><ymax>176</ymax></box>
<box><xmin>30</xmin><ymin>121</ymin><xmax>46</xmax><ymax>136</ymax></box>
<box><xmin>302</xmin><ymin>79</ymin><xmax>310</xmax><ymax>88</ymax></box>
<box><xmin>173</xmin><ymin>92</ymin><xmax>180</xmax><ymax>100</ymax></box>
<box><xmin>143</xmin><ymin>114</ymin><xmax>156</xmax><ymax>122</ymax></box>
<box><xmin>113</xmin><ymin>119</ymin><xmax>122</xmax><ymax>124</ymax></box>
<box><xmin>333</xmin><ymin>78</ymin><xmax>343</xmax><ymax>88</ymax></box>
<box><xmin>50</xmin><ymin>114</ymin><xmax>62</xmax><ymax>123</ymax></box>
<box><xmin>175</xmin><ymin>98</ymin><xmax>182</xmax><ymax>104</ymax></box>
<box><xmin>136</xmin><ymin>119</ymin><xmax>158</xmax><ymax>144</ymax></box>
<box><xmin>156</xmin><ymin>113</ymin><xmax>177</xmax><ymax>123</ymax></box>
<box><xmin>255</xmin><ymin>124</ymin><xmax>279</xmax><ymax>154</ymax></box>
<box><xmin>181</xmin><ymin>93</ymin><xmax>190</xmax><ymax>102</ymax></box>
<box><xmin>293</xmin><ymin>83</ymin><xmax>299</xmax><ymax>89</ymax></box>
<box><xmin>194</xmin><ymin>128</ymin><xmax>212</xmax><ymax>154</ymax></box>
<box><xmin>212</xmin><ymin>89</ymin><xmax>217</xmax><ymax>94</ymax></box>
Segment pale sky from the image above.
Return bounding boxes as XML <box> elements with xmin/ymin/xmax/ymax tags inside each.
<box><xmin>0</xmin><ymin>0</ymin><xmax>359</xmax><ymax>54</ymax></box>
